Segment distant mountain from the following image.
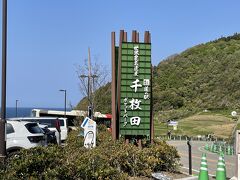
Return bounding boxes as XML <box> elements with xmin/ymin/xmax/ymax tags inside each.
<box><xmin>77</xmin><ymin>33</ymin><xmax>240</xmax><ymax>114</ymax></box>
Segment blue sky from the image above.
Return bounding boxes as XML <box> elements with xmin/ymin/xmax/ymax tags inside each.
<box><xmin>0</xmin><ymin>0</ymin><xmax>240</xmax><ymax>108</ymax></box>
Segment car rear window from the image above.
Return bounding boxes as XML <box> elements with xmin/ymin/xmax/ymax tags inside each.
<box><xmin>25</xmin><ymin>123</ymin><xmax>43</xmax><ymax>134</ymax></box>
<box><xmin>38</xmin><ymin>119</ymin><xmax>64</xmax><ymax>128</ymax></box>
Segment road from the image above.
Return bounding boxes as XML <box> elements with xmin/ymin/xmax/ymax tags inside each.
<box><xmin>168</xmin><ymin>141</ymin><xmax>236</xmax><ymax>179</ymax></box>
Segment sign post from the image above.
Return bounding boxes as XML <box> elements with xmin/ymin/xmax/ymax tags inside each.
<box><xmin>81</xmin><ymin>117</ymin><xmax>96</xmax><ymax>148</ymax></box>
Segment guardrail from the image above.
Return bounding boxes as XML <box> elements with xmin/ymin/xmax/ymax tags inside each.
<box><xmin>156</xmin><ymin>135</ymin><xmax>226</xmax><ymax>142</ymax></box>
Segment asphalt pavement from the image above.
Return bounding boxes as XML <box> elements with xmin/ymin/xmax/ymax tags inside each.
<box><xmin>168</xmin><ymin>141</ymin><xmax>236</xmax><ymax>179</ymax></box>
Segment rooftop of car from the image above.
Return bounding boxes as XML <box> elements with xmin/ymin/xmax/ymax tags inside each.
<box><xmin>7</xmin><ymin>117</ymin><xmax>67</xmax><ymax>120</ymax></box>
<box><xmin>6</xmin><ymin>120</ymin><xmax>39</xmax><ymax>125</ymax></box>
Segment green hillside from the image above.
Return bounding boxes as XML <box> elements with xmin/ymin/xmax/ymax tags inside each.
<box><xmin>77</xmin><ymin>33</ymin><xmax>240</xmax><ymax>121</ymax></box>
<box><xmin>154</xmin><ymin>33</ymin><xmax>240</xmax><ymax>112</ymax></box>
<box><xmin>76</xmin><ymin>82</ymin><xmax>111</xmax><ymax>113</ymax></box>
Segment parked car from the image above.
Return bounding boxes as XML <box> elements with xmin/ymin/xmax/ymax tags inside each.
<box><xmin>6</xmin><ymin>120</ymin><xmax>45</xmax><ymax>157</ymax></box>
<box><xmin>8</xmin><ymin>117</ymin><xmax>69</xmax><ymax>141</ymax></box>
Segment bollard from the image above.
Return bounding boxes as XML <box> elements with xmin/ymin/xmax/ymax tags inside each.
<box><xmin>187</xmin><ymin>138</ymin><xmax>192</xmax><ymax>175</ymax></box>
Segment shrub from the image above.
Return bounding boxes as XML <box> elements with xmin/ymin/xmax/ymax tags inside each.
<box><xmin>1</xmin><ymin>125</ymin><xmax>180</xmax><ymax>179</ymax></box>
<box><xmin>1</xmin><ymin>145</ymin><xmax>64</xmax><ymax>179</ymax></box>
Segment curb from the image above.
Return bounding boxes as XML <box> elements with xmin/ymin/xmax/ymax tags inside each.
<box><xmin>175</xmin><ymin>176</ymin><xmax>198</xmax><ymax>180</ymax></box>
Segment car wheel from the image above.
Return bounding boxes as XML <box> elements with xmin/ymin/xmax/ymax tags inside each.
<box><xmin>7</xmin><ymin>150</ymin><xmax>20</xmax><ymax>159</ymax></box>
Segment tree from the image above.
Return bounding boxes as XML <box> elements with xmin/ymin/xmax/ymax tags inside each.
<box><xmin>75</xmin><ymin>48</ymin><xmax>110</xmax><ymax>112</ymax></box>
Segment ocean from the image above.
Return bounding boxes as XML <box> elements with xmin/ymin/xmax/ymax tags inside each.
<box><xmin>1</xmin><ymin>107</ymin><xmax>70</xmax><ymax>118</ymax></box>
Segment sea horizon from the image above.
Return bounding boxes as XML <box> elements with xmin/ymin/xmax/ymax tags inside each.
<box><xmin>1</xmin><ymin>107</ymin><xmax>72</xmax><ymax>118</ymax></box>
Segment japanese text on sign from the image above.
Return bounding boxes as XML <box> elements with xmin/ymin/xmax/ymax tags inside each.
<box><xmin>122</xmin><ymin>45</ymin><xmax>150</xmax><ymax>127</ymax></box>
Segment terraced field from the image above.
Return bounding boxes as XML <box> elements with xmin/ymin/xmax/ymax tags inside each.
<box><xmin>154</xmin><ymin>114</ymin><xmax>237</xmax><ymax>139</ymax></box>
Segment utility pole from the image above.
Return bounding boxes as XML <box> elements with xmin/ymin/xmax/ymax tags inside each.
<box><xmin>0</xmin><ymin>0</ymin><xmax>7</xmax><ymax>160</ymax></box>
<box><xmin>79</xmin><ymin>48</ymin><xmax>98</xmax><ymax>119</ymax></box>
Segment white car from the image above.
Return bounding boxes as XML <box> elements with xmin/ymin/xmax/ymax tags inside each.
<box><xmin>6</xmin><ymin>120</ymin><xmax>45</xmax><ymax>157</ymax></box>
<box><xmin>8</xmin><ymin>117</ymin><xmax>69</xmax><ymax>141</ymax></box>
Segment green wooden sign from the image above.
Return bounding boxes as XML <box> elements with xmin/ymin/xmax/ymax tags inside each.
<box><xmin>119</xmin><ymin>42</ymin><xmax>151</xmax><ymax>136</ymax></box>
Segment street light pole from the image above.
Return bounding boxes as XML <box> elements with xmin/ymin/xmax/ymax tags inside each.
<box><xmin>79</xmin><ymin>74</ymin><xmax>97</xmax><ymax>119</ymax></box>
<box><xmin>80</xmin><ymin>75</ymin><xmax>91</xmax><ymax>118</ymax></box>
<box><xmin>91</xmin><ymin>75</ymin><xmax>98</xmax><ymax>119</ymax></box>
<box><xmin>80</xmin><ymin>75</ymin><xmax>90</xmax><ymax>103</ymax></box>
<box><xmin>0</xmin><ymin>0</ymin><xmax>8</xmax><ymax>160</ymax></box>
<box><xmin>15</xmin><ymin>100</ymin><xmax>19</xmax><ymax>117</ymax></box>
<box><xmin>59</xmin><ymin>89</ymin><xmax>67</xmax><ymax>118</ymax></box>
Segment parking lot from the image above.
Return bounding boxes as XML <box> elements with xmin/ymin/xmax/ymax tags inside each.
<box><xmin>168</xmin><ymin>141</ymin><xmax>236</xmax><ymax>179</ymax></box>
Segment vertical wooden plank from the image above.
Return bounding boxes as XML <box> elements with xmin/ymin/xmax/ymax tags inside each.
<box><xmin>144</xmin><ymin>31</ymin><xmax>149</xmax><ymax>43</ymax></box>
<box><xmin>132</xmin><ymin>30</ymin><xmax>136</xmax><ymax>43</ymax></box>
<box><xmin>144</xmin><ymin>31</ymin><xmax>153</xmax><ymax>143</ymax></box>
<box><xmin>117</xmin><ymin>30</ymin><xmax>124</xmax><ymax>139</ymax></box>
<box><xmin>150</xmin><ymin>65</ymin><xmax>154</xmax><ymax>144</ymax></box>
<box><xmin>144</xmin><ymin>31</ymin><xmax>148</xmax><ymax>43</ymax></box>
<box><xmin>111</xmin><ymin>32</ymin><xmax>116</xmax><ymax>140</ymax></box>
<box><xmin>124</xmin><ymin>32</ymin><xmax>127</xmax><ymax>42</ymax></box>
<box><xmin>144</xmin><ymin>31</ymin><xmax>152</xmax><ymax>142</ymax></box>
<box><xmin>136</xmin><ymin>32</ymin><xmax>139</xmax><ymax>43</ymax></box>
<box><xmin>123</xmin><ymin>31</ymin><xmax>130</xmax><ymax>143</ymax></box>
<box><xmin>148</xmin><ymin>32</ymin><xmax>154</xmax><ymax>144</ymax></box>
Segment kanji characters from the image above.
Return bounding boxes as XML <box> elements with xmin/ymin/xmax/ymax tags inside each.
<box><xmin>121</xmin><ymin>46</ymin><xmax>151</xmax><ymax>128</ymax></box>
<box><xmin>143</xmin><ymin>79</ymin><xmax>150</xmax><ymax>86</ymax></box>
<box><xmin>130</xmin><ymin>117</ymin><xmax>141</xmax><ymax>126</ymax></box>
<box><xmin>134</xmin><ymin>46</ymin><xmax>139</xmax><ymax>77</ymax></box>
<box><xmin>129</xmin><ymin>98</ymin><xmax>142</xmax><ymax>110</ymax></box>
<box><xmin>143</xmin><ymin>79</ymin><xmax>150</xmax><ymax>100</ymax></box>
<box><xmin>130</xmin><ymin>79</ymin><xmax>142</xmax><ymax>92</ymax></box>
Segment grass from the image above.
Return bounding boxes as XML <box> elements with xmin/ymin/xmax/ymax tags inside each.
<box><xmin>154</xmin><ymin>113</ymin><xmax>237</xmax><ymax>139</ymax></box>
